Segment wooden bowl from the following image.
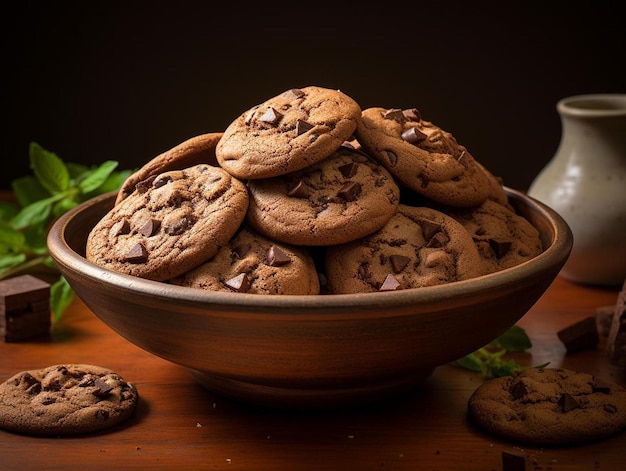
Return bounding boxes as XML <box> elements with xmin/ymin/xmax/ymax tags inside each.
<box><xmin>47</xmin><ymin>188</ymin><xmax>572</xmax><ymax>409</ymax></box>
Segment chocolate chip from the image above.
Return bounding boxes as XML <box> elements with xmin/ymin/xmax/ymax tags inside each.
<box><xmin>389</xmin><ymin>254</ymin><xmax>410</xmax><ymax>273</ymax></box>
<box><xmin>384</xmin><ymin>150</ymin><xmax>398</xmax><ymax>167</ymax></box>
<box><xmin>592</xmin><ymin>377</ymin><xmax>611</xmax><ymax>394</ymax></box>
<box><xmin>125</xmin><ymin>243</ymin><xmax>148</xmax><ymax>263</ymax></box>
<box><xmin>287</xmin><ymin>179</ymin><xmax>309</xmax><ymax>198</ymax></box>
<box><xmin>337</xmin><ymin>181</ymin><xmax>362</xmax><ymax>202</ymax></box>
<box><xmin>112</xmin><ymin>219</ymin><xmax>131</xmax><ymax>236</ymax></box>
<box><xmin>489</xmin><ymin>238</ymin><xmax>512</xmax><ymax>259</ymax></box>
<box><xmin>338</xmin><ymin>162</ymin><xmax>359</xmax><ymax>178</ymax></box>
<box><xmin>296</xmin><ymin>119</ymin><xmax>314</xmax><ymax>135</ymax></box>
<box><xmin>379</xmin><ymin>274</ymin><xmax>401</xmax><ymax>291</ymax></box>
<box><xmin>402</xmin><ymin>108</ymin><xmax>422</xmax><ymax>122</ymax></box>
<box><xmin>426</xmin><ymin>232</ymin><xmax>446</xmax><ymax>248</ymax></box>
<box><xmin>510</xmin><ymin>380</ymin><xmax>528</xmax><ymax>399</ymax></box>
<box><xmin>259</xmin><ymin>107</ymin><xmax>282</xmax><ymax>125</ymax></box>
<box><xmin>418</xmin><ymin>218</ymin><xmax>442</xmax><ymax>241</ymax></box>
<box><xmin>42</xmin><ymin>397</ymin><xmax>56</xmax><ymax>405</ymax></box>
<box><xmin>558</xmin><ymin>392</ymin><xmax>581</xmax><ymax>412</ymax></box>
<box><xmin>383</xmin><ymin>108</ymin><xmax>406</xmax><ymax>124</ymax></box>
<box><xmin>164</xmin><ymin>216</ymin><xmax>190</xmax><ymax>236</ymax></box>
<box><xmin>92</xmin><ymin>378</ymin><xmax>113</xmax><ymax>398</ymax></box>
<box><xmin>604</xmin><ymin>404</ymin><xmax>617</xmax><ymax>414</ymax></box>
<box><xmin>282</xmin><ymin>88</ymin><xmax>305</xmax><ymax>99</ymax></box>
<box><xmin>267</xmin><ymin>245</ymin><xmax>291</xmax><ymax>267</ymax></box>
<box><xmin>153</xmin><ymin>174</ymin><xmax>173</xmax><ymax>188</ymax></box>
<box><xmin>140</xmin><ymin>218</ymin><xmax>160</xmax><ymax>237</ymax></box>
<box><xmin>135</xmin><ymin>175</ymin><xmax>157</xmax><ymax>193</ymax></box>
<box><xmin>224</xmin><ymin>273</ymin><xmax>250</xmax><ymax>293</ymax></box>
<box><xmin>232</xmin><ymin>243</ymin><xmax>252</xmax><ymax>259</ymax></box>
<box><xmin>95</xmin><ymin>409</ymin><xmax>110</xmax><ymax>421</ymax></box>
<box><xmin>26</xmin><ymin>382</ymin><xmax>41</xmax><ymax>395</ymax></box>
<box><xmin>401</xmin><ymin>127</ymin><xmax>427</xmax><ymax>144</ymax></box>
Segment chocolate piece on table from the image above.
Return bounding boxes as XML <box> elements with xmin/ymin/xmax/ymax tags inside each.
<box><xmin>557</xmin><ymin>316</ymin><xmax>599</xmax><ymax>352</ymax></box>
<box><xmin>502</xmin><ymin>450</ymin><xmax>526</xmax><ymax>471</ymax></box>
<box><xmin>0</xmin><ymin>274</ymin><xmax>51</xmax><ymax>342</ymax></box>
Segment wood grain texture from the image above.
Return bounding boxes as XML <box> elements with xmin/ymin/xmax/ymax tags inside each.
<box><xmin>1</xmin><ymin>276</ymin><xmax>625</xmax><ymax>470</ymax></box>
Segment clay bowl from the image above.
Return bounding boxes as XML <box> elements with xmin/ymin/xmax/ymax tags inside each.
<box><xmin>47</xmin><ymin>188</ymin><xmax>572</xmax><ymax>410</ymax></box>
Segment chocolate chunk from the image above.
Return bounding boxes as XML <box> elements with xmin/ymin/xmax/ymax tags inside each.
<box><xmin>384</xmin><ymin>150</ymin><xmax>398</xmax><ymax>167</ymax></box>
<box><xmin>92</xmin><ymin>378</ymin><xmax>113</xmax><ymax>398</ymax></box>
<box><xmin>135</xmin><ymin>175</ymin><xmax>157</xmax><ymax>194</ymax></box>
<box><xmin>401</xmin><ymin>127</ymin><xmax>427</xmax><ymax>144</ymax></box>
<box><xmin>489</xmin><ymin>238</ymin><xmax>512</xmax><ymax>259</ymax></box>
<box><xmin>124</xmin><ymin>243</ymin><xmax>148</xmax><ymax>263</ymax></box>
<box><xmin>389</xmin><ymin>254</ymin><xmax>410</xmax><ymax>273</ymax></box>
<box><xmin>42</xmin><ymin>397</ymin><xmax>57</xmax><ymax>406</ymax></box>
<box><xmin>112</xmin><ymin>219</ymin><xmax>131</xmax><ymax>236</ymax></box>
<box><xmin>383</xmin><ymin>108</ymin><xmax>406</xmax><ymax>124</ymax></box>
<box><xmin>232</xmin><ymin>244</ymin><xmax>251</xmax><ymax>259</ymax></box>
<box><xmin>296</xmin><ymin>119</ymin><xmax>314</xmax><ymax>135</ymax></box>
<box><xmin>502</xmin><ymin>450</ymin><xmax>526</xmax><ymax>471</ymax></box>
<box><xmin>379</xmin><ymin>274</ymin><xmax>401</xmax><ymax>291</ymax></box>
<box><xmin>282</xmin><ymin>88</ymin><xmax>305</xmax><ymax>99</ymax></box>
<box><xmin>510</xmin><ymin>380</ymin><xmax>528</xmax><ymax>400</ymax></box>
<box><xmin>337</xmin><ymin>181</ymin><xmax>362</xmax><ymax>202</ymax></box>
<box><xmin>163</xmin><ymin>216</ymin><xmax>189</xmax><ymax>236</ymax></box>
<box><xmin>287</xmin><ymin>179</ymin><xmax>309</xmax><ymax>198</ymax></box>
<box><xmin>558</xmin><ymin>392</ymin><xmax>581</xmax><ymax>412</ymax></box>
<box><xmin>592</xmin><ymin>377</ymin><xmax>611</xmax><ymax>394</ymax></box>
<box><xmin>604</xmin><ymin>404</ymin><xmax>617</xmax><ymax>413</ymax></box>
<box><xmin>224</xmin><ymin>273</ymin><xmax>250</xmax><ymax>293</ymax></box>
<box><xmin>139</xmin><ymin>218</ymin><xmax>160</xmax><ymax>237</ymax></box>
<box><xmin>557</xmin><ymin>316</ymin><xmax>599</xmax><ymax>352</ymax></box>
<box><xmin>267</xmin><ymin>245</ymin><xmax>291</xmax><ymax>267</ymax></box>
<box><xmin>259</xmin><ymin>107</ymin><xmax>282</xmax><ymax>125</ymax></box>
<box><xmin>402</xmin><ymin>108</ymin><xmax>422</xmax><ymax>122</ymax></box>
<box><xmin>418</xmin><ymin>218</ymin><xmax>442</xmax><ymax>241</ymax></box>
<box><xmin>153</xmin><ymin>174</ymin><xmax>173</xmax><ymax>188</ymax></box>
<box><xmin>338</xmin><ymin>162</ymin><xmax>359</xmax><ymax>178</ymax></box>
<box><xmin>95</xmin><ymin>409</ymin><xmax>110</xmax><ymax>421</ymax></box>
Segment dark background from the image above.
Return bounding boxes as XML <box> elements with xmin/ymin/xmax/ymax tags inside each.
<box><xmin>3</xmin><ymin>1</ymin><xmax>624</xmax><ymax>192</ymax></box>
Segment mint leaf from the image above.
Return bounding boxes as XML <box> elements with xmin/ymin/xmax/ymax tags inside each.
<box><xmin>11</xmin><ymin>175</ymin><xmax>49</xmax><ymax>207</ymax></box>
<box><xmin>50</xmin><ymin>276</ymin><xmax>75</xmax><ymax>323</ymax></box>
<box><xmin>78</xmin><ymin>160</ymin><xmax>119</xmax><ymax>193</ymax></box>
<box><xmin>492</xmin><ymin>325</ymin><xmax>532</xmax><ymax>352</ymax></box>
<box><xmin>29</xmin><ymin>142</ymin><xmax>70</xmax><ymax>194</ymax></box>
<box><xmin>9</xmin><ymin>194</ymin><xmax>64</xmax><ymax>230</ymax></box>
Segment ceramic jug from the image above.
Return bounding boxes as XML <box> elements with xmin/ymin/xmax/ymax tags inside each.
<box><xmin>528</xmin><ymin>94</ymin><xmax>626</xmax><ymax>287</ymax></box>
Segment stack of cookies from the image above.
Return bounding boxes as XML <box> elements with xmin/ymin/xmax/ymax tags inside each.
<box><xmin>86</xmin><ymin>86</ymin><xmax>543</xmax><ymax>295</ymax></box>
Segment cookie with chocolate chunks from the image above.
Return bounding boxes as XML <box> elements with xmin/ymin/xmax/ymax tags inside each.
<box><xmin>324</xmin><ymin>205</ymin><xmax>487</xmax><ymax>294</ymax></box>
<box><xmin>0</xmin><ymin>364</ymin><xmax>138</xmax><ymax>436</ymax></box>
<box><xmin>245</xmin><ymin>144</ymin><xmax>400</xmax><ymax>246</ymax></box>
<box><xmin>115</xmin><ymin>132</ymin><xmax>223</xmax><ymax>205</ymax></box>
<box><xmin>216</xmin><ymin>86</ymin><xmax>362</xmax><ymax>179</ymax></box>
<box><xmin>441</xmin><ymin>199</ymin><xmax>543</xmax><ymax>273</ymax></box>
<box><xmin>355</xmin><ymin>107</ymin><xmax>492</xmax><ymax>207</ymax></box>
<box><xmin>87</xmin><ymin>164</ymin><xmax>249</xmax><ymax>281</ymax></box>
<box><xmin>172</xmin><ymin>227</ymin><xmax>320</xmax><ymax>295</ymax></box>
<box><xmin>468</xmin><ymin>367</ymin><xmax>626</xmax><ymax>445</ymax></box>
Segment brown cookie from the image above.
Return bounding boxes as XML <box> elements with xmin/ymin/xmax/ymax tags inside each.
<box><xmin>216</xmin><ymin>86</ymin><xmax>362</xmax><ymax>179</ymax></box>
<box><xmin>324</xmin><ymin>205</ymin><xmax>487</xmax><ymax>293</ymax></box>
<box><xmin>467</xmin><ymin>367</ymin><xmax>626</xmax><ymax>446</ymax></box>
<box><xmin>0</xmin><ymin>364</ymin><xmax>138</xmax><ymax>436</ymax></box>
<box><xmin>245</xmin><ymin>145</ymin><xmax>400</xmax><ymax>246</ymax></box>
<box><xmin>355</xmin><ymin>107</ymin><xmax>492</xmax><ymax>207</ymax></box>
<box><xmin>172</xmin><ymin>226</ymin><xmax>320</xmax><ymax>295</ymax></box>
<box><xmin>116</xmin><ymin>132</ymin><xmax>224</xmax><ymax>204</ymax></box>
<box><xmin>442</xmin><ymin>199</ymin><xmax>544</xmax><ymax>273</ymax></box>
<box><xmin>87</xmin><ymin>164</ymin><xmax>249</xmax><ymax>281</ymax></box>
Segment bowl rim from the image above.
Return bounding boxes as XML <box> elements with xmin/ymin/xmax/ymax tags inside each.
<box><xmin>47</xmin><ymin>187</ymin><xmax>573</xmax><ymax>313</ymax></box>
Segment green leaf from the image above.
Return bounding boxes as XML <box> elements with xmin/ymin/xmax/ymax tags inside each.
<box><xmin>78</xmin><ymin>160</ymin><xmax>119</xmax><ymax>194</ymax></box>
<box><xmin>0</xmin><ymin>225</ymin><xmax>26</xmax><ymax>251</ymax></box>
<box><xmin>50</xmin><ymin>276</ymin><xmax>75</xmax><ymax>323</ymax></box>
<box><xmin>11</xmin><ymin>175</ymin><xmax>49</xmax><ymax>207</ymax></box>
<box><xmin>0</xmin><ymin>201</ymin><xmax>21</xmax><ymax>222</ymax></box>
<box><xmin>492</xmin><ymin>325</ymin><xmax>532</xmax><ymax>352</ymax></box>
<box><xmin>455</xmin><ymin>353</ymin><xmax>485</xmax><ymax>373</ymax></box>
<box><xmin>0</xmin><ymin>253</ymin><xmax>27</xmax><ymax>271</ymax></box>
<box><xmin>9</xmin><ymin>193</ymin><xmax>66</xmax><ymax>230</ymax></box>
<box><xmin>29</xmin><ymin>142</ymin><xmax>70</xmax><ymax>194</ymax></box>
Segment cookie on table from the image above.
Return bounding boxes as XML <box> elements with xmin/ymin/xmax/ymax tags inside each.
<box><xmin>116</xmin><ymin>132</ymin><xmax>224</xmax><ymax>204</ymax></box>
<box><xmin>216</xmin><ymin>86</ymin><xmax>362</xmax><ymax>179</ymax></box>
<box><xmin>0</xmin><ymin>364</ymin><xmax>138</xmax><ymax>436</ymax></box>
<box><xmin>245</xmin><ymin>144</ymin><xmax>400</xmax><ymax>246</ymax></box>
<box><xmin>87</xmin><ymin>164</ymin><xmax>249</xmax><ymax>281</ymax></box>
<box><xmin>172</xmin><ymin>226</ymin><xmax>320</xmax><ymax>295</ymax></box>
<box><xmin>355</xmin><ymin>107</ymin><xmax>492</xmax><ymax>207</ymax></box>
<box><xmin>467</xmin><ymin>367</ymin><xmax>626</xmax><ymax>446</ymax></box>
<box><xmin>325</xmin><ymin>205</ymin><xmax>487</xmax><ymax>294</ymax></box>
<box><xmin>442</xmin><ymin>199</ymin><xmax>543</xmax><ymax>273</ymax></box>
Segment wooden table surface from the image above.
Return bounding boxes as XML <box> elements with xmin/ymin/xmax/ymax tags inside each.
<box><xmin>1</xmin><ymin>275</ymin><xmax>624</xmax><ymax>470</ymax></box>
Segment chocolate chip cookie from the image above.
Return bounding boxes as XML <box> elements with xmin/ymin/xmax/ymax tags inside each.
<box><xmin>325</xmin><ymin>205</ymin><xmax>487</xmax><ymax>293</ymax></box>
<box><xmin>87</xmin><ymin>163</ymin><xmax>249</xmax><ymax>281</ymax></box>
<box><xmin>116</xmin><ymin>132</ymin><xmax>224</xmax><ymax>204</ymax></box>
<box><xmin>355</xmin><ymin>107</ymin><xmax>492</xmax><ymax>207</ymax></box>
<box><xmin>442</xmin><ymin>199</ymin><xmax>544</xmax><ymax>273</ymax></box>
<box><xmin>216</xmin><ymin>86</ymin><xmax>362</xmax><ymax>179</ymax></box>
<box><xmin>467</xmin><ymin>367</ymin><xmax>626</xmax><ymax>445</ymax></box>
<box><xmin>172</xmin><ymin>226</ymin><xmax>320</xmax><ymax>295</ymax></box>
<box><xmin>0</xmin><ymin>364</ymin><xmax>138</xmax><ymax>436</ymax></box>
<box><xmin>245</xmin><ymin>144</ymin><xmax>400</xmax><ymax>246</ymax></box>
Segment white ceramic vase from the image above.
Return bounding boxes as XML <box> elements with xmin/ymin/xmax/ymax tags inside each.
<box><xmin>528</xmin><ymin>94</ymin><xmax>626</xmax><ymax>287</ymax></box>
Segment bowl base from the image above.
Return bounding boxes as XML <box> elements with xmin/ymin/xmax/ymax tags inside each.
<box><xmin>188</xmin><ymin>368</ymin><xmax>435</xmax><ymax>410</ymax></box>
